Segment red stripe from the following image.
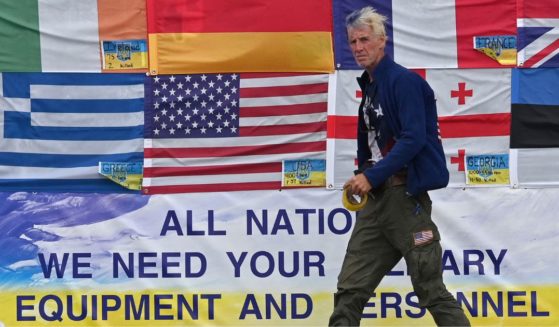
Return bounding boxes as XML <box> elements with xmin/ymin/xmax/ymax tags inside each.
<box><xmin>147</xmin><ymin>0</ymin><xmax>332</xmax><ymax>33</ymax></box>
<box><xmin>143</xmin><ymin>162</ymin><xmax>282</xmax><ymax>177</ymax></box>
<box><xmin>240</xmin><ymin>121</ymin><xmax>327</xmax><ymax>137</ymax></box>
<box><xmin>240</xmin><ymin>83</ymin><xmax>328</xmax><ymax>98</ymax></box>
<box><xmin>520</xmin><ymin>0</ymin><xmax>559</xmax><ymax>18</ymax></box>
<box><xmin>439</xmin><ymin>113</ymin><xmax>511</xmax><ymax>138</ymax></box>
<box><xmin>327</xmin><ymin>113</ymin><xmax>510</xmax><ymax>140</ymax></box>
<box><xmin>411</xmin><ymin>69</ymin><xmax>426</xmax><ymax>79</ymax></box>
<box><xmin>327</xmin><ymin>115</ymin><xmax>357</xmax><ymax>139</ymax></box>
<box><xmin>240</xmin><ymin>102</ymin><xmax>326</xmax><ymax>117</ymax></box>
<box><xmin>523</xmin><ymin>38</ymin><xmax>559</xmax><ymax>67</ymax></box>
<box><xmin>455</xmin><ymin>0</ymin><xmax>517</xmax><ymax>68</ymax></box>
<box><xmin>143</xmin><ymin>181</ymin><xmax>282</xmax><ymax>194</ymax></box>
<box><xmin>145</xmin><ymin>141</ymin><xmax>325</xmax><ymax>158</ymax></box>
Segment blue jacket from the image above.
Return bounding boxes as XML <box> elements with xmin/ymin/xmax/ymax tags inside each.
<box><xmin>357</xmin><ymin>55</ymin><xmax>449</xmax><ymax>195</ymax></box>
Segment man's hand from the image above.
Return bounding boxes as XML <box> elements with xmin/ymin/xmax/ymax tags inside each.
<box><xmin>343</xmin><ymin>174</ymin><xmax>372</xmax><ymax>197</ymax></box>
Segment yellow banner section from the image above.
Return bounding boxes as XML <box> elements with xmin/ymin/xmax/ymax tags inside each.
<box><xmin>0</xmin><ymin>286</ymin><xmax>556</xmax><ymax>326</ymax></box>
<box><xmin>148</xmin><ymin>32</ymin><xmax>334</xmax><ymax>75</ymax></box>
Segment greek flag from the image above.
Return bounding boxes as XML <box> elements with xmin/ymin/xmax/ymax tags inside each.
<box><xmin>0</xmin><ymin>73</ymin><xmax>144</xmax><ymax>192</ymax></box>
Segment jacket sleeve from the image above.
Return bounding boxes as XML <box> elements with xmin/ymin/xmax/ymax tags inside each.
<box><xmin>363</xmin><ymin>73</ymin><xmax>427</xmax><ymax>187</ymax></box>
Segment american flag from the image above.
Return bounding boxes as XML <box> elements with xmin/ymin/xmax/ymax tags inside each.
<box><xmin>143</xmin><ymin>73</ymin><xmax>328</xmax><ymax>194</ymax></box>
<box><xmin>413</xmin><ymin>230</ymin><xmax>434</xmax><ymax>246</ymax></box>
<box><xmin>0</xmin><ymin>73</ymin><xmax>144</xmax><ymax>192</ymax></box>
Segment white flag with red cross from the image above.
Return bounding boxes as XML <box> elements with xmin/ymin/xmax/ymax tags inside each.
<box><xmin>427</xmin><ymin>68</ymin><xmax>511</xmax><ymax>187</ymax></box>
<box><xmin>326</xmin><ymin>68</ymin><xmax>512</xmax><ymax>189</ymax></box>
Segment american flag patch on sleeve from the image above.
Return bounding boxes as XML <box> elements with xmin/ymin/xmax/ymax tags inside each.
<box><xmin>413</xmin><ymin>230</ymin><xmax>434</xmax><ymax>246</ymax></box>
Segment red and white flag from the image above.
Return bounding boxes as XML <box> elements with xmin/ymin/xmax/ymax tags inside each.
<box><xmin>426</xmin><ymin>68</ymin><xmax>512</xmax><ymax>187</ymax></box>
<box><xmin>326</xmin><ymin>68</ymin><xmax>512</xmax><ymax>189</ymax></box>
<box><xmin>326</xmin><ymin>70</ymin><xmax>361</xmax><ymax>189</ymax></box>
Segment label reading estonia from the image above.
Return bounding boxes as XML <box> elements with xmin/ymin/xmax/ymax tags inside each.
<box><xmin>282</xmin><ymin>159</ymin><xmax>326</xmax><ymax>187</ymax></box>
<box><xmin>465</xmin><ymin>154</ymin><xmax>509</xmax><ymax>185</ymax></box>
<box><xmin>99</xmin><ymin>162</ymin><xmax>143</xmax><ymax>190</ymax></box>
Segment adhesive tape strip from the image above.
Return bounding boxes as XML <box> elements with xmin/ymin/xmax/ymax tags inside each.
<box><xmin>342</xmin><ymin>188</ymin><xmax>368</xmax><ymax>211</ymax></box>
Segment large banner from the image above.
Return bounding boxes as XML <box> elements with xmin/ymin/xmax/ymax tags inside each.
<box><xmin>0</xmin><ymin>188</ymin><xmax>557</xmax><ymax>326</ymax></box>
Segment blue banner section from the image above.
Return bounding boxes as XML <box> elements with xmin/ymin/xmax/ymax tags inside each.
<box><xmin>333</xmin><ymin>0</ymin><xmax>393</xmax><ymax>70</ymax></box>
<box><xmin>512</xmin><ymin>68</ymin><xmax>559</xmax><ymax>105</ymax></box>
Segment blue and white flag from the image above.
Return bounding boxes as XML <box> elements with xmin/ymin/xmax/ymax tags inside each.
<box><xmin>0</xmin><ymin>73</ymin><xmax>144</xmax><ymax>192</ymax></box>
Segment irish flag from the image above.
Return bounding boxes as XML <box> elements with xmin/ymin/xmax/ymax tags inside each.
<box><xmin>147</xmin><ymin>0</ymin><xmax>335</xmax><ymax>74</ymax></box>
<box><xmin>0</xmin><ymin>0</ymin><xmax>147</xmax><ymax>72</ymax></box>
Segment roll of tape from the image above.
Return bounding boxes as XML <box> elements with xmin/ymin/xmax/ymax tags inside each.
<box><xmin>342</xmin><ymin>187</ymin><xmax>368</xmax><ymax>211</ymax></box>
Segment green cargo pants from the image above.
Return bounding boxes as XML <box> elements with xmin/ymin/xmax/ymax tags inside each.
<box><xmin>329</xmin><ymin>185</ymin><xmax>470</xmax><ymax>326</ymax></box>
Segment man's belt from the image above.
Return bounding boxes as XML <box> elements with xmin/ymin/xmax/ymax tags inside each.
<box><xmin>384</xmin><ymin>173</ymin><xmax>406</xmax><ymax>187</ymax></box>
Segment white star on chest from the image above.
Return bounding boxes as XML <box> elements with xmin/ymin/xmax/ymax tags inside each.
<box><xmin>374</xmin><ymin>104</ymin><xmax>384</xmax><ymax>118</ymax></box>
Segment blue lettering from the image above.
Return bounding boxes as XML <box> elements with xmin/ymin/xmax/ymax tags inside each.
<box><xmin>508</xmin><ymin>291</ymin><xmax>528</xmax><ymax>317</ymax></box>
<box><xmin>207</xmin><ymin>210</ymin><xmax>226</xmax><ymax>235</ymax></box>
<box><xmin>38</xmin><ymin>253</ymin><xmax>70</xmax><ymax>278</ymax></box>
<box><xmin>125</xmin><ymin>294</ymin><xmax>150</xmax><ymax>320</ymax></box>
<box><xmin>37</xmin><ymin>253</ymin><xmax>91</xmax><ymax>279</ymax></box>
<box><xmin>405</xmin><ymin>293</ymin><xmax>426</xmax><ymax>318</ymax></box>
<box><xmin>177</xmin><ymin>294</ymin><xmax>197</xmax><ymax>320</ymax></box>
<box><xmin>266</xmin><ymin>294</ymin><xmax>287</xmax><ymax>319</ymax></box>
<box><xmin>279</xmin><ymin>251</ymin><xmax>299</xmax><ymax>277</ymax></box>
<box><xmin>160</xmin><ymin>210</ymin><xmax>183</xmax><ymax>236</ymax></box>
<box><xmin>239</xmin><ymin>294</ymin><xmax>262</xmax><ymax>319</ymax></box>
<box><xmin>304</xmin><ymin>251</ymin><xmax>325</xmax><ymax>276</ymax></box>
<box><xmin>531</xmin><ymin>291</ymin><xmax>550</xmax><ymax>316</ymax></box>
<box><xmin>201</xmin><ymin>294</ymin><xmax>221</xmax><ymax>320</ymax></box>
<box><xmin>162</xmin><ymin>252</ymin><xmax>181</xmax><ymax>278</ymax></box>
<box><xmin>457</xmin><ymin>292</ymin><xmax>478</xmax><ymax>316</ymax></box>
<box><xmin>328</xmin><ymin>208</ymin><xmax>353</xmax><ymax>235</ymax></box>
<box><xmin>114</xmin><ymin>252</ymin><xmax>206</xmax><ymax>278</ymax></box>
<box><xmin>39</xmin><ymin>295</ymin><xmax>63</xmax><ymax>321</ymax></box>
<box><xmin>139</xmin><ymin>252</ymin><xmax>158</xmax><ymax>278</ymax></box>
<box><xmin>72</xmin><ymin>253</ymin><xmax>92</xmax><ymax>278</ymax></box>
<box><xmin>291</xmin><ymin>293</ymin><xmax>313</xmax><ymax>319</ymax></box>
<box><xmin>227</xmin><ymin>251</ymin><xmax>247</xmax><ymax>277</ymax></box>
<box><xmin>442</xmin><ymin>250</ymin><xmax>460</xmax><ymax>275</ymax></box>
<box><xmin>247</xmin><ymin>210</ymin><xmax>267</xmax><ymax>235</ymax></box>
<box><xmin>486</xmin><ymin>249</ymin><xmax>507</xmax><ymax>275</ymax></box>
<box><xmin>482</xmin><ymin>291</ymin><xmax>503</xmax><ymax>316</ymax></box>
<box><xmin>250</xmin><ymin>251</ymin><xmax>275</xmax><ymax>278</ymax></box>
<box><xmin>464</xmin><ymin>249</ymin><xmax>485</xmax><ymax>275</ymax></box>
<box><xmin>67</xmin><ymin>295</ymin><xmax>87</xmax><ymax>321</ymax></box>
<box><xmin>101</xmin><ymin>295</ymin><xmax>121</xmax><ymax>320</ymax></box>
<box><xmin>381</xmin><ymin>292</ymin><xmax>402</xmax><ymax>318</ymax></box>
<box><xmin>271</xmin><ymin>209</ymin><xmax>294</xmax><ymax>235</ymax></box>
<box><xmin>186</xmin><ymin>210</ymin><xmax>204</xmax><ymax>236</ymax></box>
<box><xmin>113</xmin><ymin>253</ymin><xmax>134</xmax><ymax>278</ymax></box>
<box><xmin>154</xmin><ymin>294</ymin><xmax>174</xmax><ymax>320</ymax></box>
<box><xmin>295</xmin><ymin>209</ymin><xmax>317</xmax><ymax>234</ymax></box>
<box><xmin>17</xmin><ymin>295</ymin><xmax>36</xmax><ymax>321</ymax></box>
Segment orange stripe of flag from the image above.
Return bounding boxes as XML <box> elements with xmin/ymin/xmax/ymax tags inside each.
<box><xmin>98</xmin><ymin>0</ymin><xmax>147</xmax><ymax>73</ymax></box>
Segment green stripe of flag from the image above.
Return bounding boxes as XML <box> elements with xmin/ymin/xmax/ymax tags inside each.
<box><xmin>0</xmin><ymin>0</ymin><xmax>41</xmax><ymax>72</ymax></box>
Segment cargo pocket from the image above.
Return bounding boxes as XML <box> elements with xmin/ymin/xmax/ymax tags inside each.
<box><xmin>406</xmin><ymin>241</ymin><xmax>444</xmax><ymax>307</ymax></box>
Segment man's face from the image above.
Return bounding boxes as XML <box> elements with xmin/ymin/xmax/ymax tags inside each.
<box><xmin>347</xmin><ymin>25</ymin><xmax>386</xmax><ymax>71</ymax></box>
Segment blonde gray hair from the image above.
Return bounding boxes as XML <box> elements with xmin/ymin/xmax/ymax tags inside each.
<box><xmin>346</xmin><ymin>6</ymin><xmax>388</xmax><ymax>37</ymax></box>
